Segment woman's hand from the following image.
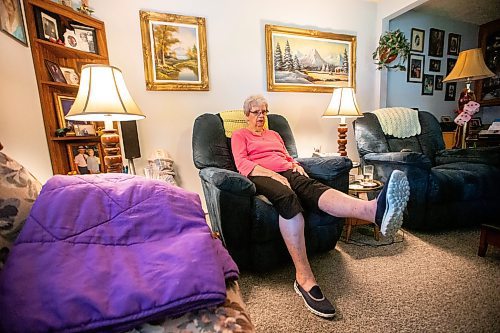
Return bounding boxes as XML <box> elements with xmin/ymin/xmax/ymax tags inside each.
<box><xmin>292</xmin><ymin>163</ymin><xmax>309</xmax><ymax>177</ymax></box>
<box><xmin>270</xmin><ymin>173</ymin><xmax>291</xmax><ymax>188</ymax></box>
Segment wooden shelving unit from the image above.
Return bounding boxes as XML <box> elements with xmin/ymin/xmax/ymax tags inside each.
<box><xmin>23</xmin><ymin>0</ymin><xmax>111</xmax><ymax>175</ymax></box>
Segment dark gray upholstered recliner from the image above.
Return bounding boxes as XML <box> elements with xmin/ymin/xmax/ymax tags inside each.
<box><xmin>354</xmin><ymin>111</ymin><xmax>500</xmax><ymax>230</ymax></box>
<box><xmin>192</xmin><ymin>113</ymin><xmax>351</xmax><ymax>271</ymax></box>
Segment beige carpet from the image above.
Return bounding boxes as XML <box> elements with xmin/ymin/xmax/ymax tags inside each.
<box><xmin>239</xmin><ymin>227</ymin><xmax>500</xmax><ymax>333</ymax></box>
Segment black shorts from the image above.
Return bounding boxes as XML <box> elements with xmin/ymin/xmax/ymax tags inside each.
<box><xmin>249</xmin><ymin>169</ymin><xmax>331</xmax><ymax>219</ymax></box>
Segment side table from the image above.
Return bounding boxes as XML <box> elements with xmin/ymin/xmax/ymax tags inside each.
<box><xmin>345</xmin><ymin>179</ymin><xmax>383</xmax><ymax>243</ymax></box>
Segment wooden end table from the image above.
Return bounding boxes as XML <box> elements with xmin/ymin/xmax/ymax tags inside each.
<box><xmin>345</xmin><ymin>179</ymin><xmax>384</xmax><ymax>243</ymax></box>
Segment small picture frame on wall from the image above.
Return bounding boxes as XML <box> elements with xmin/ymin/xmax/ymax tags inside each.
<box><xmin>428</xmin><ymin>28</ymin><xmax>445</xmax><ymax>57</ymax></box>
<box><xmin>435</xmin><ymin>75</ymin><xmax>444</xmax><ymax>90</ymax></box>
<box><xmin>407</xmin><ymin>53</ymin><xmax>424</xmax><ymax>83</ymax></box>
<box><xmin>0</xmin><ymin>0</ymin><xmax>28</xmax><ymax>46</ymax></box>
<box><xmin>446</xmin><ymin>58</ymin><xmax>457</xmax><ymax>76</ymax></box>
<box><xmin>447</xmin><ymin>33</ymin><xmax>461</xmax><ymax>56</ymax></box>
<box><xmin>410</xmin><ymin>28</ymin><xmax>425</xmax><ymax>52</ymax></box>
<box><xmin>429</xmin><ymin>59</ymin><xmax>441</xmax><ymax>72</ymax></box>
<box><xmin>422</xmin><ymin>74</ymin><xmax>434</xmax><ymax>95</ymax></box>
<box><xmin>45</xmin><ymin>59</ymin><xmax>66</xmax><ymax>83</ymax></box>
<box><xmin>445</xmin><ymin>82</ymin><xmax>457</xmax><ymax>101</ymax></box>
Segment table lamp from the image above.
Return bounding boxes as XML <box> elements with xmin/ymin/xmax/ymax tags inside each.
<box><xmin>443</xmin><ymin>48</ymin><xmax>494</xmax><ymax>148</ymax></box>
<box><xmin>322</xmin><ymin>87</ymin><xmax>363</xmax><ymax>156</ymax></box>
<box><xmin>66</xmin><ymin>64</ymin><xmax>145</xmax><ymax>172</ymax></box>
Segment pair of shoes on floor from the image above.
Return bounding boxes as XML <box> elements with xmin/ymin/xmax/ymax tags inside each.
<box><xmin>294</xmin><ymin>280</ymin><xmax>335</xmax><ymax>318</ymax></box>
<box><xmin>375</xmin><ymin>170</ymin><xmax>410</xmax><ymax>237</ymax></box>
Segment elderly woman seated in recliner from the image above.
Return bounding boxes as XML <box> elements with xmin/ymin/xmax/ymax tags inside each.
<box><xmin>231</xmin><ymin>95</ymin><xmax>410</xmax><ymax>318</ymax></box>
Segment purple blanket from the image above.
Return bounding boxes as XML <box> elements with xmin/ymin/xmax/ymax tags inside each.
<box><xmin>0</xmin><ymin>174</ymin><xmax>238</xmax><ymax>333</ymax></box>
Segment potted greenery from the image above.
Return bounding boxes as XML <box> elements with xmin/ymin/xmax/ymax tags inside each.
<box><xmin>372</xmin><ymin>29</ymin><xmax>411</xmax><ymax>71</ymax></box>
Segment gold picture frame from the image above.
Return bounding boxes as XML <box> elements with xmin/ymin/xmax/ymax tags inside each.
<box><xmin>265</xmin><ymin>24</ymin><xmax>356</xmax><ymax>93</ymax></box>
<box><xmin>139</xmin><ymin>11</ymin><xmax>209</xmax><ymax>91</ymax></box>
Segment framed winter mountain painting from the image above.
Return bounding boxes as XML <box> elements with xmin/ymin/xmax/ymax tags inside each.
<box><xmin>265</xmin><ymin>24</ymin><xmax>356</xmax><ymax>93</ymax></box>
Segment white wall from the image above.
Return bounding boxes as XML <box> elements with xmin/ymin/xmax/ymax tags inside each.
<box><xmin>0</xmin><ymin>20</ymin><xmax>53</xmax><ymax>182</ymax></box>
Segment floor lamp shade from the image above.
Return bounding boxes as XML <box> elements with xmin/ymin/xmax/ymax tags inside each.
<box><xmin>322</xmin><ymin>87</ymin><xmax>363</xmax><ymax>156</ymax></box>
<box><xmin>66</xmin><ymin>64</ymin><xmax>145</xmax><ymax>172</ymax></box>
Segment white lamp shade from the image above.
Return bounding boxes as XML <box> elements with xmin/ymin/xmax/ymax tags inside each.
<box><xmin>443</xmin><ymin>48</ymin><xmax>495</xmax><ymax>82</ymax></box>
<box><xmin>322</xmin><ymin>87</ymin><xmax>363</xmax><ymax>120</ymax></box>
<box><xmin>66</xmin><ymin>64</ymin><xmax>145</xmax><ymax>122</ymax></box>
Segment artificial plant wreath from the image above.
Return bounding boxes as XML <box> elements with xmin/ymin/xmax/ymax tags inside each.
<box><xmin>373</xmin><ymin>29</ymin><xmax>411</xmax><ymax>71</ymax></box>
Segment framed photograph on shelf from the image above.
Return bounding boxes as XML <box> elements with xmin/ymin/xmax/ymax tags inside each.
<box><xmin>0</xmin><ymin>0</ymin><xmax>27</xmax><ymax>46</ymax></box>
<box><xmin>410</xmin><ymin>28</ymin><xmax>425</xmax><ymax>52</ymax></box>
<box><xmin>60</xmin><ymin>66</ymin><xmax>79</xmax><ymax>85</ymax></box>
<box><xmin>407</xmin><ymin>53</ymin><xmax>424</xmax><ymax>83</ymax></box>
<box><xmin>447</xmin><ymin>33</ymin><xmax>461</xmax><ymax>56</ymax></box>
<box><xmin>435</xmin><ymin>75</ymin><xmax>444</xmax><ymax>90</ymax></box>
<box><xmin>445</xmin><ymin>82</ymin><xmax>457</xmax><ymax>101</ymax></box>
<box><xmin>476</xmin><ymin>19</ymin><xmax>500</xmax><ymax>106</ymax></box>
<box><xmin>53</xmin><ymin>92</ymin><xmax>90</xmax><ymax>133</ymax></box>
<box><xmin>66</xmin><ymin>142</ymin><xmax>104</xmax><ymax>174</ymax></box>
<box><xmin>71</xmin><ymin>24</ymin><xmax>97</xmax><ymax>53</ymax></box>
<box><xmin>422</xmin><ymin>74</ymin><xmax>434</xmax><ymax>95</ymax></box>
<box><xmin>139</xmin><ymin>11</ymin><xmax>209</xmax><ymax>91</ymax></box>
<box><xmin>264</xmin><ymin>24</ymin><xmax>356</xmax><ymax>93</ymax></box>
<box><xmin>440</xmin><ymin>115</ymin><xmax>452</xmax><ymax>123</ymax></box>
<box><xmin>469</xmin><ymin>117</ymin><xmax>482</xmax><ymax>128</ymax></box>
<box><xmin>446</xmin><ymin>58</ymin><xmax>457</xmax><ymax>76</ymax></box>
<box><xmin>428</xmin><ymin>28</ymin><xmax>445</xmax><ymax>57</ymax></box>
<box><xmin>429</xmin><ymin>59</ymin><xmax>441</xmax><ymax>72</ymax></box>
<box><xmin>63</xmin><ymin>29</ymin><xmax>79</xmax><ymax>49</ymax></box>
<box><xmin>74</xmin><ymin>123</ymin><xmax>96</xmax><ymax>136</ymax></box>
<box><xmin>45</xmin><ymin>59</ymin><xmax>66</xmax><ymax>83</ymax></box>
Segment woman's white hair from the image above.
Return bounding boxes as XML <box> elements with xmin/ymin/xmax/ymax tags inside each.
<box><xmin>243</xmin><ymin>95</ymin><xmax>268</xmax><ymax>116</ymax></box>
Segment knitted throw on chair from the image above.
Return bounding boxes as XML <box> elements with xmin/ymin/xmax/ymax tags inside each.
<box><xmin>372</xmin><ymin>107</ymin><xmax>421</xmax><ymax>138</ymax></box>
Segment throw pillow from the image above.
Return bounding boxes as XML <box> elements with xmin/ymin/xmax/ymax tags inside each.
<box><xmin>0</xmin><ymin>150</ymin><xmax>42</xmax><ymax>268</ymax></box>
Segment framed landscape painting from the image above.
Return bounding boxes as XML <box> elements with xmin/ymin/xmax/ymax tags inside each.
<box><xmin>139</xmin><ymin>11</ymin><xmax>209</xmax><ymax>91</ymax></box>
<box><xmin>265</xmin><ymin>24</ymin><xmax>356</xmax><ymax>93</ymax></box>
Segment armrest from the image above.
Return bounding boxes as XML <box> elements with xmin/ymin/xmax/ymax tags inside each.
<box><xmin>435</xmin><ymin>147</ymin><xmax>500</xmax><ymax>167</ymax></box>
<box><xmin>363</xmin><ymin>152</ymin><xmax>433</xmax><ymax>170</ymax></box>
<box><xmin>295</xmin><ymin>156</ymin><xmax>352</xmax><ymax>181</ymax></box>
<box><xmin>199</xmin><ymin>167</ymin><xmax>256</xmax><ymax>196</ymax></box>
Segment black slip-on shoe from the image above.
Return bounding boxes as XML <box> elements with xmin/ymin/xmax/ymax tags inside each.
<box><xmin>375</xmin><ymin>170</ymin><xmax>410</xmax><ymax>237</ymax></box>
<box><xmin>294</xmin><ymin>280</ymin><xmax>335</xmax><ymax>318</ymax></box>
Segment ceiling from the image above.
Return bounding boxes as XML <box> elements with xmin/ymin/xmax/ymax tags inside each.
<box><xmin>412</xmin><ymin>0</ymin><xmax>500</xmax><ymax>26</ymax></box>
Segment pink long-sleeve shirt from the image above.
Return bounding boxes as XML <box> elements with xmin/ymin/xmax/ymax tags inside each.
<box><xmin>231</xmin><ymin>128</ymin><xmax>296</xmax><ymax>177</ymax></box>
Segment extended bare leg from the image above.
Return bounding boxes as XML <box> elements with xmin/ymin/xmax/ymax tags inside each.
<box><xmin>318</xmin><ymin>188</ymin><xmax>377</xmax><ymax>221</ymax></box>
<box><xmin>278</xmin><ymin>213</ymin><xmax>316</xmax><ymax>292</ymax></box>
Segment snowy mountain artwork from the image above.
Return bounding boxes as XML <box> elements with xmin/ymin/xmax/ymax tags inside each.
<box><xmin>265</xmin><ymin>25</ymin><xmax>356</xmax><ymax>93</ymax></box>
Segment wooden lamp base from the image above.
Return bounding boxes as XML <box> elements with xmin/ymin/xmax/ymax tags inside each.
<box><xmin>100</xmin><ymin>122</ymin><xmax>123</xmax><ymax>173</ymax></box>
<box><xmin>337</xmin><ymin>123</ymin><xmax>348</xmax><ymax>156</ymax></box>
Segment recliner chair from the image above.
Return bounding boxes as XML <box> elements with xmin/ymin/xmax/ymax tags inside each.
<box><xmin>354</xmin><ymin>111</ymin><xmax>500</xmax><ymax>230</ymax></box>
<box><xmin>192</xmin><ymin>112</ymin><xmax>351</xmax><ymax>271</ymax></box>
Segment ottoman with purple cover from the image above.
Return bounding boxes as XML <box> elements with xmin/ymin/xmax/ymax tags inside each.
<box><xmin>0</xmin><ymin>174</ymin><xmax>253</xmax><ymax>332</ymax></box>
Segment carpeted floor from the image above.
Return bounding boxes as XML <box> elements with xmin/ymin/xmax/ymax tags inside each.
<box><xmin>239</xmin><ymin>227</ymin><xmax>500</xmax><ymax>333</ymax></box>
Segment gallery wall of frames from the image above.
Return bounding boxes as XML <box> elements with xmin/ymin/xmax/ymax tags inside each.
<box><xmin>406</xmin><ymin>26</ymin><xmax>461</xmax><ymax>100</ymax></box>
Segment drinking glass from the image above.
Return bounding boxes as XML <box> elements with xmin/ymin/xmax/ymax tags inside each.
<box><xmin>144</xmin><ymin>166</ymin><xmax>159</xmax><ymax>180</ymax></box>
<box><xmin>362</xmin><ymin>165</ymin><xmax>374</xmax><ymax>185</ymax></box>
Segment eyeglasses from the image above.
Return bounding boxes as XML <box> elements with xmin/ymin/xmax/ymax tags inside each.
<box><xmin>249</xmin><ymin>110</ymin><xmax>269</xmax><ymax>116</ymax></box>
